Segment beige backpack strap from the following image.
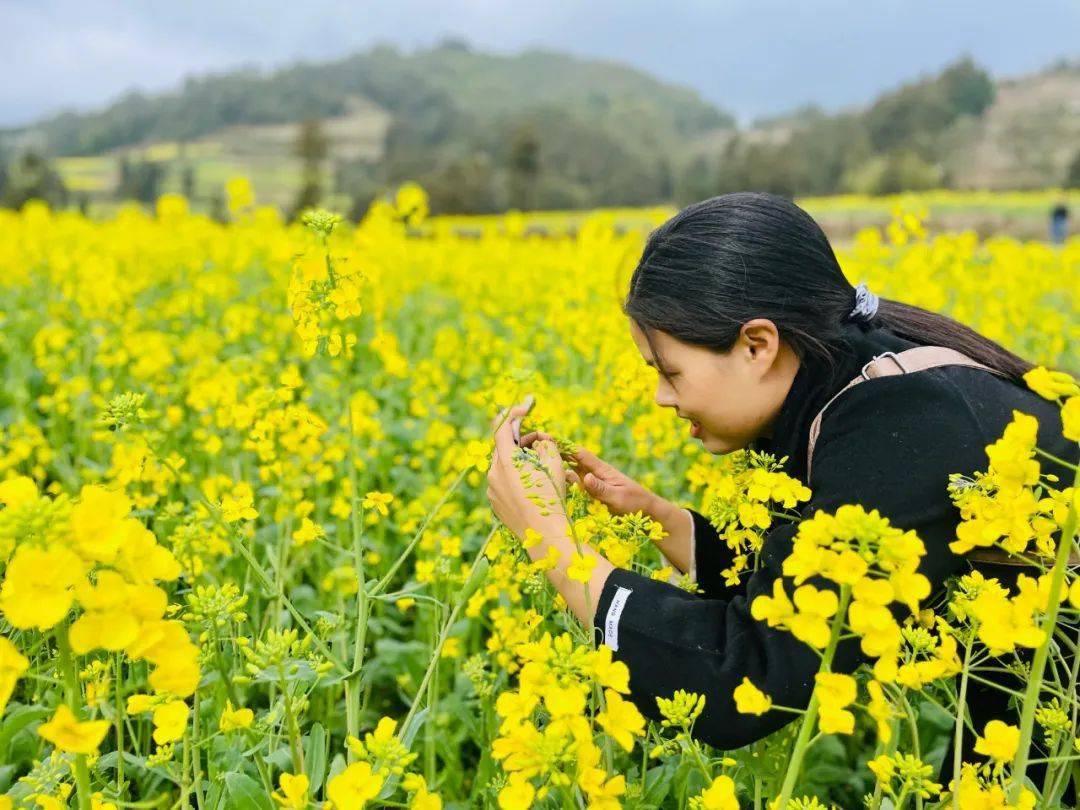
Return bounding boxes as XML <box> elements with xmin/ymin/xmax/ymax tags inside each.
<box><xmin>804</xmin><ymin>347</ymin><xmax>1079</xmax><ymax>569</ymax></box>
<box><xmin>805</xmin><ymin>346</ymin><xmax>1003</xmax><ymax>482</ymax></box>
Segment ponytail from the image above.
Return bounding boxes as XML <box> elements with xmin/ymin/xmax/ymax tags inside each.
<box><xmin>871</xmin><ymin>298</ymin><xmax>1034</xmax><ymax>384</ymax></box>
<box><xmin>625</xmin><ymin>192</ymin><xmax>1039</xmax><ymax>388</ymax></box>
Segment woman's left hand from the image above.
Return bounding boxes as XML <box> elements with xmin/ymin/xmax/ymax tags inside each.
<box><xmin>486</xmin><ymin>402</ymin><xmax>569</xmax><ymax>544</ymax></box>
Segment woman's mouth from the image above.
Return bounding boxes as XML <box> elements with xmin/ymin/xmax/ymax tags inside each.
<box><xmin>690</xmin><ymin>420</ymin><xmax>702</xmax><ymax>438</ymax></box>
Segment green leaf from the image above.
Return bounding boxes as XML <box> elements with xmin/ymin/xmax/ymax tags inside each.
<box><xmin>0</xmin><ymin>705</ymin><xmax>49</xmax><ymax>760</ymax></box>
<box><xmin>304</xmin><ymin>723</ymin><xmax>328</xmax><ymax>795</ymax></box>
<box><xmin>642</xmin><ymin>762</ymin><xmax>677</xmax><ymax>807</ymax></box>
<box><xmin>224</xmin><ymin>772</ymin><xmax>274</xmax><ymax>810</ymax></box>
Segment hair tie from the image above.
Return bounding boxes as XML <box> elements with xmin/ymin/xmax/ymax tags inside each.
<box><xmin>847</xmin><ymin>282</ymin><xmax>879</xmax><ymax>323</ymax></box>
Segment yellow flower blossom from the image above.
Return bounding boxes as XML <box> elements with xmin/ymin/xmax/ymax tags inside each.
<box><xmin>38</xmin><ymin>705</ymin><xmax>110</xmax><ymax>755</ymax></box>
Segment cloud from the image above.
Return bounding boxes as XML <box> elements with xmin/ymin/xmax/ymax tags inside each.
<box><xmin>1</xmin><ymin>0</ymin><xmax>1077</xmax><ymax>127</ymax></box>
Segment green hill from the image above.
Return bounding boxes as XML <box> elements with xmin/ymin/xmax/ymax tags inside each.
<box><xmin>2</xmin><ymin>40</ymin><xmax>732</xmax><ymax>214</ymax></box>
<box><xmin>2</xmin><ymin>45</ymin><xmax>1078</xmax><ymax>217</ymax></box>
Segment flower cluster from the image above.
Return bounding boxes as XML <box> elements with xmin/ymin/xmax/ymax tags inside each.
<box><xmin>688</xmin><ymin>450</ymin><xmax>811</xmax><ymax>585</ymax></box>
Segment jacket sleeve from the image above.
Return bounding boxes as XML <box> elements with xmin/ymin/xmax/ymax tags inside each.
<box><xmin>591</xmin><ymin>370</ymin><xmax>992</xmax><ymax>750</ymax></box>
<box><xmin>675</xmin><ymin>507</ymin><xmax>749</xmax><ymax>602</ymax></box>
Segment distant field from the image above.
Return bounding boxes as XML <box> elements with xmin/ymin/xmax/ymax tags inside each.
<box><xmin>56</xmin><ymin>97</ymin><xmax>390</xmax><ymax>214</ymax></box>
<box><xmin>55</xmin><ymin>137</ymin><xmax>1080</xmax><ymax>243</ymax></box>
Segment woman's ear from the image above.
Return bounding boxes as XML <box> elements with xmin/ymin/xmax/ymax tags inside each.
<box><xmin>739</xmin><ymin>319</ymin><xmax>780</xmax><ymax>364</ymax></box>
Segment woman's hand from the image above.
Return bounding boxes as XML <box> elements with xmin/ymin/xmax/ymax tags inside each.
<box><xmin>519</xmin><ymin>432</ymin><xmax>655</xmax><ymax>516</ymax></box>
<box><xmin>519</xmin><ymin>431</ymin><xmax>695</xmax><ymax>574</ymax></box>
<box><xmin>486</xmin><ymin>403</ymin><xmax>570</xmax><ymax>544</ymax></box>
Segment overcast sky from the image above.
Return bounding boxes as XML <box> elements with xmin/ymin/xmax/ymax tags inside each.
<box><xmin>2</xmin><ymin>0</ymin><xmax>1078</xmax><ymax>127</ymax></box>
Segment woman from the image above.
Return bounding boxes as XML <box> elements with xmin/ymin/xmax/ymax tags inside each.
<box><xmin>485</xmin><ymin>192</ymin><xmax>1078</xmax><ymax>754</ymax></box>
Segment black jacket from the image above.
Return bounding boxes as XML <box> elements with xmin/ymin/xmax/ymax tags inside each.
<box><xmin>591</xmin><ymin>323</ymin><xmax>1079</xmax><ymax>750</ymax></box>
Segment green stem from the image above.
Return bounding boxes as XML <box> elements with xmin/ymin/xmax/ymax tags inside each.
<box><xmin>1008</xmin><ymin>461</ymin><xmax>1080</xmax><ymax>801</ymax></box>
<box><xmin>190</xmin><ymin>686</ymin><xmax>205</xmax><ymax>810</ymax></box>
<box><xmin>344</xmin><ymin>384</ymin><xmax>369</xmax><ymax>756</ymax></box>
<box><xmin>279</xmin><ymin>664</ymin><xmax>305</xmax><ymax>773</ymax></box>
<box><xmin>56</xmin><ymin>624</ymin><xmax>93</xmax><ymax>810</ymax></box>
<box><xmin>115</xmin><ymin>653</ymin><xmax>126</xmax><ymax>796</ymax></box>
<box><xmin>398</xmin><ymin>531</ymin><xmax>493</xmax><ymax>739</ymax></box>
<box><xmin>952</xmin><ymin>630</ymin><xmax>975</xmax><ymax>807</ymax></box>
<box><xmin>775</xmin><ymin>585</ymin><xmax>852</xmax><ymax>808</ymax></box>
<box><xmin>157</xmin><ymin>454</ymin><xmax>347</xmax><ymax>673</ymax></box>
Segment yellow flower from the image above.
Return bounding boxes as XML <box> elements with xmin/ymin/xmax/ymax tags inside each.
<box><xmin>361</xmin><ymin>491</ymin><xmax>394</xmax><ymax>517</ymax></box>
<box><xmin>38</xmin><ymin>705</ymin><xmax>110</xmax><ymax>755</ymax></box>
<box><xmin>694</xmin><ymin>775</ymin><xmax>739</xmax><ymax>810</ymax></box>
<box><xmin>394</xmin><ymin>182</ymin><xmax>430</xmax><ymax>225</ymax></box>
<box><xmin>221</xmin><ymin>482</ymin><xmax>258</xmax><ymax>522</ymax></box>
<box><xmin>402</xmin><ymin>775</ymin><xmax>442</xmax><ymax>810</ymax></box>
<box><xmin>567</xmin><ymin>552</ymin><xmax>597</xmax><ymax>583</ymax></box>
<box><xmin>974</xmin><ymin>719</ymin><xmax>1020</xmax><ymax>763</ymax></box>
<box><xmin>788</xmin><ymin>585</ymin><xmax>839</xmax><ymax>649</ymax></box>
<box><xmin>0</xmin><ymin>636</ymin><xmax>30</xmax><ymax>715</ymax></box>
<box><xmin>272</xmin><ymin>772</ymin><xmax>309</xmax><ymax>808</ymax></box>
<box><xmin>733</xmin><ymin>677</ymin><xmax>772</xmax><ymax>715</ymax></box>
<box><xmin>225</xmin><ymin>176</ymin><xmax>253</xmax><ymax>212</ymax></box>
<box><xmin>541</xmin><ymin>683</ymin><xmax>587</xmax><ymax>718</ymax></box>
<box><xmin>219</xmin><ymin>699</ymin><xmax>255</xmax><ymax>732</ymax></box>
<box><xmin>409</xmin><ymin>785</ymin><xmax>442</xmax><ymax>810</ymax></box>
<box><xmin>151</xmin><ymin>699</ymin><xmax>189</xmax><ymax>744</ymax></box>
<box><xmin>69</xmin><ymin>484</ymin><xmax>131</xmax><ymax>563</ymax></box>
<box><xmin>866</xmin><ymin>680</ymin><xmax>894</xmax><ymax>743</ymax></box>
<box><xmin>326</xmin><ymin>761</ymin><xmax>385</xmax><ymax>809</ymax></box>
<box><xmin>1023</xmin><ymin>366</ymin><xmax>1080</xmax><ymax>401</ymax></box>
<box><xmin>596</xmin><ymin>688</ymin><xmax>645</xmax><ymax>751</ymax></box>
<box><xmin>497</xmin><ymin>774</ymin><xmax>535</xmax><ymax>810</ymax></box>
<box><xmin>0</xmin><ymin>543</ymin><xmax>85</xmax><ymax>630</ymax></box>
<box><xmin>751</xmin><ymin>578</ymin><xmax>795</xmax><ymax>627</ymax></box>
<box><xmin>867</xmin><ymin>753</ymin><xmax>895</xmax><ymax>784</ymax></box>
<box><xmin>521</xmin><ymin>527</ymin><xmax>544</xmax><ymax>549</ymax></box>
<box><xmin>815</xmin><ymin>672</ymin><xmax>857</xmax><ymax>735</ymax></box>
<box><xmin>291</xmin><ymin>518</ymin><xmax>324</xmax><ymax>547</ymax></box>
<box><xmin>1062</xmin><ymin>395</ymin><xmax>1080</xmax><ymax>442</ymax></box>
<box><xmin>126</xmin><ymin>693</ymin><xmax>156</xmax><ymax>714</ymax></box>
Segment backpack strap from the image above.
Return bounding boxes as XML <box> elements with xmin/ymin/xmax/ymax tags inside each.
<box><xmin>805</xmin><ymin>346</ymin><xmax>1080</xmax><ymax>569</ymax></box>
<box><xmin>806</xmin><ymin>346</ymin><xmax>1004</xmax><ymax>483</ymax></box>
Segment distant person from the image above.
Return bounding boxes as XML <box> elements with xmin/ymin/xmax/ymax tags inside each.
<box><xmin>1050</xmin><ymin>202</ymin><xmax>1069</xmax><ymax>244</ymax></box>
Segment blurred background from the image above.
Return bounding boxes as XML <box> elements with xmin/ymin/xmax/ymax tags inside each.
<box><xmin>1</xmin><ymin>0</ymin><xmax>1078</xmax><ymax>236</ymax></box>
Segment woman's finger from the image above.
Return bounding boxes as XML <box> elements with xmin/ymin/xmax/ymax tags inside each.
<box><xmin>492</xmin><ymin>403</ymin><xmax>532</xmax><ymax>462</ymax></box>
<box><xmin>518</xmin><ymin>430</ymin><xmax>555</xmax><ymax>447</ymax></box>
<box><xmin>568</xmin><ymin>444</ymin><xmax>613</xmax><ymax>477</ymax></box>
<box><xmin>534</xmin><ymin>439</ymin><xmax>565</xmax><ymax>481</ymax></box>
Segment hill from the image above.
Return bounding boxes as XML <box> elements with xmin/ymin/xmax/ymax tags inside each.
<box><xmin>2</xmin><ymin>40</ymin><xmax>732</xmax><ymax>214</ymax></box>
<box><xmin>2</xmin><ymin>46</ymin><xmax>1078</xmax><ymax>217</ymax></box>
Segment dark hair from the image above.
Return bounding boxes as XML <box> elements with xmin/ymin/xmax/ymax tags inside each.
<box><xmin>623</xmin><ymin>192</ymin><xmax>1035</xmax><ymax>386</ymax></box>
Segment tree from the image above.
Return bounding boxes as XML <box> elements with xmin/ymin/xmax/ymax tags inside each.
<box><xmin>424</xmin><ymin>154</ymin><xmax>498</xmax><ymax>214</ymax></box>
<box><xmin>181</xmin><ymin>165</ymin><xmax>196</xmax><ymax>201</ymax></box>
<box><xmin>1065</xmin><ymin>149</ymin><xmax>1080</xmax><ymax>189</ymax></box>
<box><xmin>506</xmin><ymin>125</ymin><xmax>541</xmax><ymax>210</ymax></box>
<box><xmin>290</xmin><ymin>118</ymin><xmax>330</xmax><ymax>220</ymax></box>
<box><xmin>1</xmin><ymin>151</ymin><xmax>70</xmax><ymax>209</ymax></box>
<box><xmin>116</xmin><ymin>156</ymin><xmax>165</xmax><ymax>204</ymax></box>
<box><xmin>941</xmin><ymin>56</ymin><xmax>996</xmax><ymax>117</ymax></box>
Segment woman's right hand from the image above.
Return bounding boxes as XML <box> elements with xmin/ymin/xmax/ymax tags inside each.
<box><xmin>518</xmin><ymin>431</ymin><xmax>656</xmax><ymax>516</ymax></box>
<box><xmin>519</xmin><ymin>430</ymin><xmax>695</xmax><ymax>574</ymax></box>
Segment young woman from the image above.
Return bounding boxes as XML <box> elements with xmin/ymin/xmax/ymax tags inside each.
<box><xmin>485</xmin><ymin>192</ymin><xmax>1078</xmax><ymax>755</ymax></box>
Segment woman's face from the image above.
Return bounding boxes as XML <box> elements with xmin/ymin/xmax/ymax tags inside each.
<box><xmin>629</xmin><ymin>319</ymin><xmax>800</xmax><ymax>454</ymax></box>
